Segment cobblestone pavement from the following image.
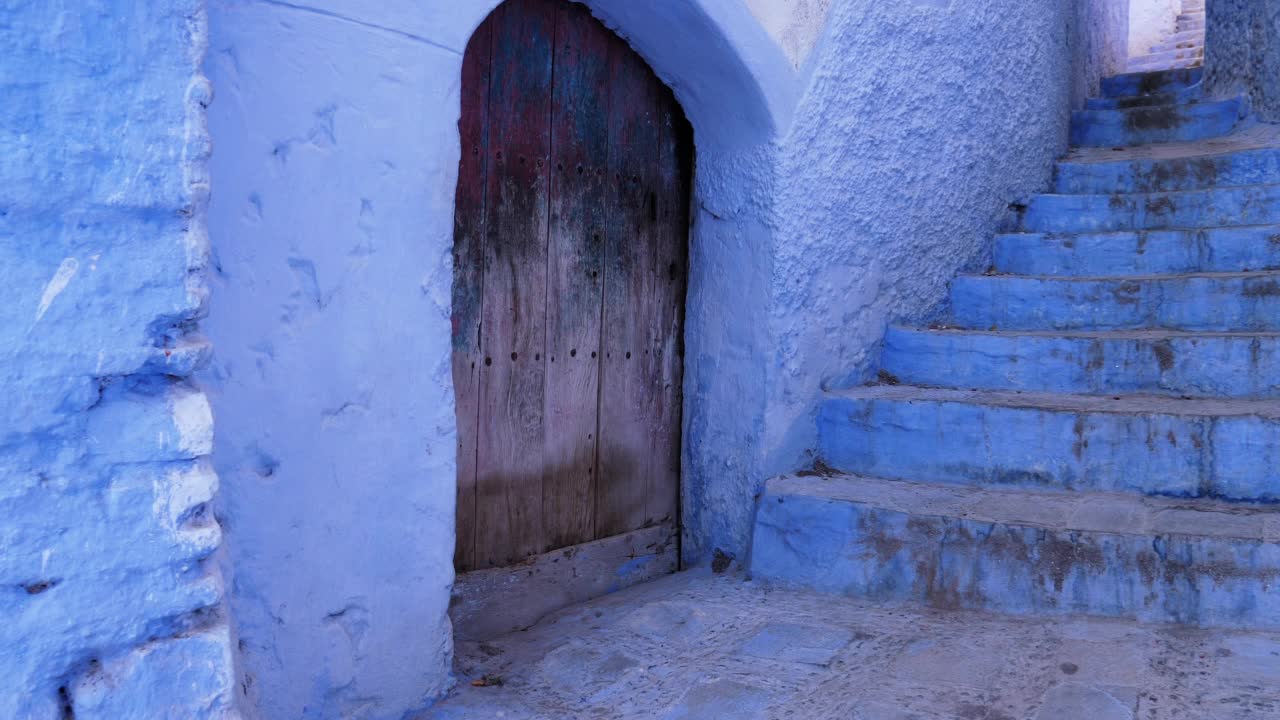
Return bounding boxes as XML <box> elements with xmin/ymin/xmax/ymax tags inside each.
<box><xmin>423</xmin><ymin>570</ymin><xmax>1280</xmax><ymax>720</ymax></box>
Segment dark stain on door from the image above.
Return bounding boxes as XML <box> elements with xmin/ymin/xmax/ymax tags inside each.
<box><xmin>452</xmin><ymin>0</ymin><xmax>693</xmax><ymax>572</ymax></box>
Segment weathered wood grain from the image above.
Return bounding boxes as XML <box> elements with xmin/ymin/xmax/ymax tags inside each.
<box><xmin>596</xmin><ymin>41</ymin><xmax>665</xmax><ymax>539</ymax></box>
<box><xmin>474</xmin><ymin>0</ymin><xmax>555</xmax><ymax>569</ymax></box>
<box><xmin>451</xmin><ymin>18</ymin><xmax>493</xmax><ymax>572</ymax></box>
<box><xmin>450</xmin><ymin>522</ymin><xmax>677</xmax><ymax>641</ymax></box>
<box><xmin>647</xmin><ymin>87</ymin><xmax>692</xmax><ymax>529</ymax></box>
<box><xmin>455</xmin><ymin>0</ymin><xmax>691</xmax><ymax>572</ymax></box>
<box><xmin>542</xmin><ymin>2</ymin><xmax>611</xmax><ymax>551</ymax></box>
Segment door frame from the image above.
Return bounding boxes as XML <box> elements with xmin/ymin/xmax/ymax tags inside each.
<box><xmin>445</xmin><ymin>0</ymin><xmax>797</xmax><ymax>640</ymax></box>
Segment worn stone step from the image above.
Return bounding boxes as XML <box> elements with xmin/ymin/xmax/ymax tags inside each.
<box><xmin>750</xmin><ymin>473</ymin><xmax>1280</xmax><ymax>628</ymax></box>
<box><xmin>1069</xmin><ymin>96</ymin><xmax>1243</xmax><ymax>148</ymax></box>
<box><xmin>817</xmin><ymin>385</ymin><xmax>1280</xmax><ymax>501</ymax></box>
<box><xmin>1149</xmin><ymin>38</ymin><xmax>1203</xmax><ymax>53</ymax></box>
<box><xmin>1084</xmin><ymin>83</ymin><xmax>1202</xmax><ymax>110</ymax></box>
<box><xmin>881</xmin><ymin>326</ymin><xmax>1280</xmax><ymax>398</ymax></box>
<box><xmin>993</xmin><ymin>226</ymin><xmax>1280</xmax><ymax>276</ymax></box>
<box><xmin>1055</xmin><ymin>135</ymin><xmax>1280</xmax><ymax>193</ymax></box>
<box><xmin>1145</xmin><ymin>45</ymin><xmax>1203</xmax><ymax>61</ymax></box>
<box><xmin>1022</xmin><ymin>182</ymin><xmax>1280</xmax><ymax>233</ymax></box>
<box><xmin>1128</xmin><ymin>56</ymin><xmax>1203</xmax><ymax>74</ymax></box>
<box><xmin>1103</xmin><ymin>68</ymin><xmax>1203</xmax><ymax>98</ymax></box>
<box><xmin>1177</xmin><ymin>17</ymin><xmax>1205</xmax><ymax>31</ymax></box>
<box><xmin>950</xmin><ymin>271</ymin><xmax>1280</xmax><ymax>332</ymax></box>
<box><xmin>1128</xmin><ymin>53</ymin><xmax>1203</xmax><ymax>69</ymax></box>
<box><xmin>1150</xmin><ymin>29</ymin><xmax>1205</xmax><ymax>47</ymax></box>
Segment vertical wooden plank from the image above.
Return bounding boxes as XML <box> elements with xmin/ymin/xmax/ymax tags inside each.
<box><xmin>595</xmin><ymin>35</ymin><xmax>666</xmax><ymax>539</ymax></box>
<box><xmin>452</xmin><ymin>19</ymin><xmax>493</xmax><ymax>573</ymax></box>
<box><xmin>475</xmin><ymin>0</ymin><xmax>556</xmax><ymax>569</ymax></box>
<box><xmin>542</xmin><ymin>2</ymin><xmax>611</xmax><ymax>551</ymax></box>
<box><xmin>645</xmin><ymin>87</ymin><xmax>691</xmax><ymax>529</ymax></box>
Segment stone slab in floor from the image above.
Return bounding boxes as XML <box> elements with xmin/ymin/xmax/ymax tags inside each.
<box><xmin>421</xmin><ymin>570</ymin><xmax>1280</xmax><ymax>719</ymax></box>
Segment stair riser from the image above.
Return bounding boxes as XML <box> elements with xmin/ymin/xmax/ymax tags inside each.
<box><xmin>1084</xmin><ymin>84</ymin><xmax>1202</xmax><ymax>110</ymax></box>
<box><xmin>951</xmin><ymin>274</ymin><xmax>1280</xmax><ymax>331</ymax></box>
<box><xmin>1140</xmin><ymin>45</ymin><xmax>1203</xmax><ymax>59</ymax></box>
<box><xmin>1149</xmin><ymin>41</ymin><xmax>1202</xmax><ymax>54</ymax></box>
<box><xmin>818</xmin><ymin>395</ymin><xmax>1280</xmax><ymax>501</ymax></box>
<box><xmin>751</xmin><ymin>495</ymin><xmax>1280</xmax><ymax>628</ymax></box>
<box><xmin>1023</xmin><ymin>184</ymin><xmax>1280</xmax><ymax>233</ymax></box>
<box><xmin>1102</xmin><ymin>68</ymin><xmax>1203</xmax><ymax>98</ymax></box>
<box><xmin>1150</xmin><ymin>33</ymin><xmax>1204</xmax><ymax>48</ymax></box>
<box><xmin>882</xmin><ymin>328</ymin><xmax>1280</xmax><ymax>398</ymax></box>
<box><xmin>1069</xmin><ymin>99</ymin><xmax>1245</xmax><ymax>148</ymax></box>
<box><xmin>1055</xmin><ymin>146</ymin><xmax>1280</xmax><ymax>194</ymax></box>
<box><xmin>994</xmin><ymin>227</ymin><xmax>1280</xmax><ymax>276</ymax></box>
<box><xmin>1127</xmin><ymin>59</ymin><xmax>1203</xmax><ymax>74</ymax></box>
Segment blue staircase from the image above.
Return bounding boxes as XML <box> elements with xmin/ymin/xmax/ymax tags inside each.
<box><xmin>750</xmin><ymin>67</ymin><xmax>1280</xmax><ymax>629</ymax></box>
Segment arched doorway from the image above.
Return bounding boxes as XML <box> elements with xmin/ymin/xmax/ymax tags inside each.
<box><xmin>452</xmin><ymin>0</ymin><xmax>693</xmax><ymax>584</ymax></box>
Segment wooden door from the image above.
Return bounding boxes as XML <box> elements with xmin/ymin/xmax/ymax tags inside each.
<box><xmin>452</xmin><ymin>0</ymin><xmax>692</xmax><ymax>573</ymax></box>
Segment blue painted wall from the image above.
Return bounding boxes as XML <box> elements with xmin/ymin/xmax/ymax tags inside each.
<box><xmin>0</xmin><ymin>1</ymin><xmax>236</xmax><ymax>717</ymax></box>
<box><xmin>0</xmin><ymin>0</ymin><xmax>1144</xmax><ymax>717</ymax></box>
<box><xmin>1205</xmin><ymin>0</ymin><xmax>1280</xmax><ymax>121</ymax></box>
<box><xmin>201</xmin><ymin>1</ymin><xmax>463</xmax><ymax>717</ymax></box>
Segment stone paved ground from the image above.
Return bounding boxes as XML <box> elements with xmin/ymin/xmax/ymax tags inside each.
<box><xmin>422</xmin><ymin>570</ymin><xmax>1280</xmax><ymax>719</ymax></box>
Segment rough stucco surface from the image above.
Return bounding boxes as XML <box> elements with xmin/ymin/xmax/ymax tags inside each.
<box><xmin>0</xmin><ymin>1</ymin><xmax>237</xmax><ymax>718</ymax></box>
<box><xmin>743</xmin><ymin>0</ymin><xmax>833</xmax><ymax>69</ymax></box>
<box><xmin>1076</xmin><ymin>0</ymin><xmax>1132</xmax><ymax>106</ymax></box>
<box><xmin>745</xmin><ymin>0</ymin><xmax>1080</xmax><ymax>561</ymax></box>
<box><xmin>1205</xmin><ymin>0</ymin><xmax>1280</xmax><ymax>121</ymax></box>
<box><xmin>1129</xmin><ymin>0</ymin><xmax>1179</xmax><ymax>56</ymax></box>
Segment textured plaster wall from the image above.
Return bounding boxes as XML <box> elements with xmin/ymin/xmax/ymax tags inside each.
<box><xmin>744</xmin><ymin>0</ymin><xmax>834</xmax><ymax>69</ymax></box>
<box><xmin>745</xmin><ymin>0</ymin><xmax>1082</xmax><ymax>555</ymax></box>
<box><xmin>202</xmin><ymin>1</ymin><xmax>462</xmax><ymax>717</ymax></box>
<box><xmin>203</xmin><ymin>0</ymin><xmax>793</xmax><ymax>717</ymax></box>
<box><xmin>1130</xmin><ymin>0</ymin><xmax>1180</xmax><ymax>56</ymax></box>
<box><xmin>0</xmin><ymin>1</ymin><xmax>236</xmax><ymax>718</ymax></box>
<box><xmin>1077</xmin><ymin>0</ymin><xmax>1132</xmax><ymax>105</ymax></box>
<box><xmin>1205</xmin><ymin>0</ymin><xmax>1280</xmax><ymax>121</ymax></box>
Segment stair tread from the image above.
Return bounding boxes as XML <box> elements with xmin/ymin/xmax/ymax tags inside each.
<box><xmin>828</xmin><ymin>384</ymin><xmax>1280</xmax><ymax>417</ymax></box>
<box><xmin>1063</xmin><ymin>123</ymin><xmax>1280</xmax><ymax>165</ymax></box>
<box><xmin>892</xmin><ymin>325</ymin><xmax>1280</xmax><ymax>340</ymax></box>
<box><xmin>999</xmin><ymin>223</ymin><xmax>1280</xmax><ymax>238</ymax></box>
<box><xmin>959</xmin><ymin>269</ymin><xmax>1280</xmax><ymax>281</ymax></box>
<box><xmin>769</xmin><ymin>473</ymin><xmax>1280</xmax><ymax>542</ymax></box>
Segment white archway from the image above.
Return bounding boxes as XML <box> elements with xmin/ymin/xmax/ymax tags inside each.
<box><xmin>204</xmin><ymin>0</ymin><xmax>795</xmax><ymax>717</ymax></box>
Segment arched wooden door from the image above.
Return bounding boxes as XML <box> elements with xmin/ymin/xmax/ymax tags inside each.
<box><xmin>452</xmin><ymin>0</ymin><xmax>692</xmax><ymax>573</ymax></box>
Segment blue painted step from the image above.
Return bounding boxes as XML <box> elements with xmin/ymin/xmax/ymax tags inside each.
<box><xmin>755</xmin><ymin>65</ymin><xmax>1280</xmax><ymax>629</ymax></box>
<box><xmin>818</xmin><ymin>385</ymin><xmax>1280</xmax><ymax>502</ymax></box>
<box><xmin>1101</xmin><ymin>67</ymin><xmax>1203</xmax><ymax>98</ymax></box>
<box><xmin>750</xmin><ymin>474</ymin><xmax>1280</xmax><ymax>628</ymax></box>
<box><xmin>1054</xmin><ymin>137</ymin><xmax>1280</xmax><ymax>193</ymax></box>
<box><xmin>1069</xmin><ymin>97</ymin><xmax>1246</xmax><ymax>148</ymax></box>
<box><xmin>1022</xmin><ymin>183</ymin><xmax>1280</xmax><ymax>233</ymax></box>
<box><xmin>881</xmin><ymin>326</ymin><xmax>1280</xmax><ymax>398</ymax></box>
<box><xmin>993</xmin><ymin>226</ymin><xmax>1280</xmax><ymax>276</ymax></box>
<box><xmin>949</xmin><ymin>271</ymin><xmax>1280</xmax><ymax>331</ymax></box>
